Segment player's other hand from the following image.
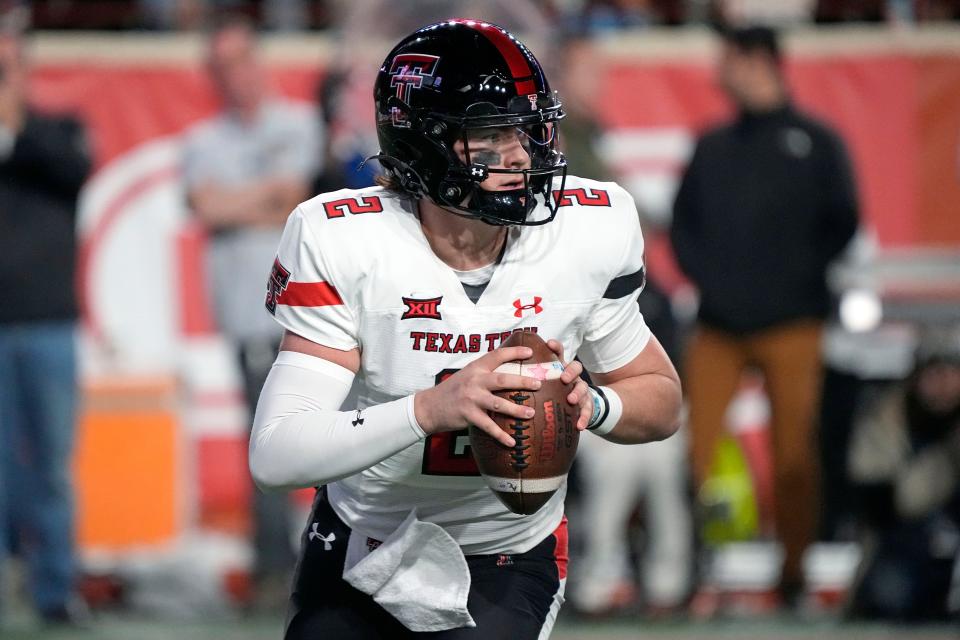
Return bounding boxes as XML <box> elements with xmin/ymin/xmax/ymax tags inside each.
<box><xmin>414</xmin><ymin>346</ymin><xmax>544</xmax><ymax>447</ymax></box>
<box><xmin>546</xmin><ymin>339</ymin><xmax>593</xmax><ymax>431</ymax></box>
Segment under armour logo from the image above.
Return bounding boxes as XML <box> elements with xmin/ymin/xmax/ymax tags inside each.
<box><xmin>513</xmin><ymin>296</ymin><xmax>543</xmax><ymax>318</ymax></box>
<box><xmin>308</xmin><ymin>523</ymin><xmax>336</xmax><ymax>550</ymax></box>
<box><xmin>469</xmin><ymin>164</ymin><xmax>488</xmax><ymax>180</ymax></box>
<box><xmin>351</xmin><ymin>410</ymin><xmax>365</xmax><ymax>427</ymax></box>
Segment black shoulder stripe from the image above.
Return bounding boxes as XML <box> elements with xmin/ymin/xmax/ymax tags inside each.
<box><xmin>603</xmin><ymin>266</ymin><xmax>646</xmax><ymax>299</ymax></box>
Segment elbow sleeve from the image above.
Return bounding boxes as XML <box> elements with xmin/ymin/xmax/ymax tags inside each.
<box><xmin>249</xmin><ymin>350</ymin><xmax>425</xmax><ymax>490</ymax></box>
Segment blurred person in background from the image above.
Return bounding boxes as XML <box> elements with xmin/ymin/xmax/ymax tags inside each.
<box><xmin>140</xmin><ymin>0</ymin><xmax>207</xmax><ymax>29</ymax></box>
<box><xmin>670</xmin><ymin>25</ymin><xmax>859</xmax><ymax>604</ymax></box>
<box><xmin>140</xmin><ymin>0</ymin><xmax>312</xmax><ymax>31</ymax></box>
<box><xmin>0</xmin><ymin>27</ymin><xmax>91</xmax><ymax>626</ymax></box>
<box><xmin>310</xmin><ymin>65</ymin><xmax>376</xmax><ymax>193</ymax></box>
<box><xmin>847</xmin><ymin>327</ymin><xmax>960</xmax><ymax>621</ymax></box>
<box><xmin>182</xmin><ymin>14</ymin><xmax>322</xmax><ymax>611</ymax></box>
<box><xmin>562</xmin><ymin>0</ymin><xmax>688</xmax><ymax>31</ymax></box>
<box><xmin>556</xmin><ymin>31</ymin><xmax>692</xmax><ymax>618</ymax></box>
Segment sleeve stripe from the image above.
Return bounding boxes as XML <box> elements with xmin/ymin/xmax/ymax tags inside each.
<box><xmin>602</xmin><ymin>266</ymin><xmax>646</xmax><ymax>299</ymax></box>
<box><xmin>278</xmin><ymin>281</ymin><xmax>344</xmax><ymax>307</ymax></box>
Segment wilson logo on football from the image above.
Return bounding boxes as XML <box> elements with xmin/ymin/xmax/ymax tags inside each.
<box><xmin>513</xmin><ymin>296</ymin><xmax>543</xmax><ymax>318</ymax></box>
<box><xmin>401</xmin><ymin>296</ymin><xmax>443</xmax><ymax>320</ymax></box>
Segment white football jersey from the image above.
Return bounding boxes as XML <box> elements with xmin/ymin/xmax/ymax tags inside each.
<box><xmin>267</xmin><ymin>175</ymin><xmax>650</xmax><ymax>555</ymax></box>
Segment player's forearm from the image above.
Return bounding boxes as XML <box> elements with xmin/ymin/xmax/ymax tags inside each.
<box><xmin>267</xmin><ymin>178</ymin><xmax>312</xmax><ymax>223</ymax></box>
<box><xmin>250</xmin><ymin>398</ymin><xmax>425</xmax><ymax>490</ymax></box>
<box><xmin>190</xmin><ymin>183</ymin><xmax>272</xmax><ymax>227</ymax></box>
<box><xmin>190</xmin><ymin>179</ymin><xmax>308</xmax><ymax>229</ymax></box>
<box><xmin>249</xmin><ymin>351</ymin><xmax>426</xmax><ymax>490</ymax></box>
<box><xmin>598</xmin><ymin>373</ymin><xmax>682</xmax><ymax>445</ymax></box>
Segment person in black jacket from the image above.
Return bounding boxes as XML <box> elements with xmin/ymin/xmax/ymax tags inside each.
<box><xmin>670</xmin><ymin>25</ymin><xmax>859</xmax><ymax>602</ymax></box>
<box><xmin>0</xmin><ymin>29</ymin><xmax>91</xmax><ymax>626</ymax></box>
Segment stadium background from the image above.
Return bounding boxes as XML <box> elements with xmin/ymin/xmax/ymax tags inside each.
<box><xmin>3</xmin><ymin>12</ymin><xmax>960</xmax><ymax>640</ymax></box>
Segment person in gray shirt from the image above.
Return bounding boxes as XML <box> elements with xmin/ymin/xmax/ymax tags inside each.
<box><xmin>182</xmin><ymin>14</ymin><xmax>321</xmax><ymax>610</ymax></box>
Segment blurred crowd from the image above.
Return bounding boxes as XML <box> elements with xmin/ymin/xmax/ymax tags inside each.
<box><xmin>1</xmin><ymin>0</ymin><xmax>959</xmax><ymax>633</ymax></box>
<box><xmin>0</xmin><ymin>0</ymin><xmax>956</xmax><ymax>31</ymax></box>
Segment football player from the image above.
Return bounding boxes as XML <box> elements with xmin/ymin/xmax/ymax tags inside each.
<box><xmin>250</xmin><ymin>19</ymin><xmax>682</xmax><ymax>639</ymax></box>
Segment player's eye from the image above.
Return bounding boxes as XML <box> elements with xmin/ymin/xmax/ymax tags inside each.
<box><xmin>519</xmin><ymin>124</ymin><xmax>555</xmax><ymax>147</ymax></box>
<box><xmin>471</xmin><ymin>132</ymin><xmax>500</xmax><ymax>146</ymax></box>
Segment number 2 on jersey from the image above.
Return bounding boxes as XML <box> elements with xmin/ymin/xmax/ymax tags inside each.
<box><xmin>421</xmin><ymin>368</ymin><xmax>481</xmax><ymax>476</ymax></box>
<box><xmin>322</xmin><ymin>195</ymin><xmax>384</xmax><ymax>219</ymax></box>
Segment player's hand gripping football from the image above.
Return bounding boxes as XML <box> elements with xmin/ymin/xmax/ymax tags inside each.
<box><xmin>414</xmin><ymin>346</ymin><xmax>544</xmax><ymax>448</ymax></box>
<box><xmin>545</xmin><ymin>339</ymin><xmax>594</xmax><ymax>431</ymax></box>
<box><xmin>414</xmin><ymin>340</ymin><xmax>594</xmax><ymax>447</ymax></box>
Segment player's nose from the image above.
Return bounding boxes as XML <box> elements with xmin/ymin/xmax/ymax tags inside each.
<box><xmin>501</xmin><ymin>139</ymin><xmax>530</xmax><ymax>170</ymax></box>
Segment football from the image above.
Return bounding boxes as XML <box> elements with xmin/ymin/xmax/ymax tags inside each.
<box><xmin>470</xmin><ymin>331</ymin><xmax>580</xmax><ymax>515</ymax></box>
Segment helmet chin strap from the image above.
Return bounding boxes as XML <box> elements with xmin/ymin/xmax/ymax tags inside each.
<box><xmin>372</xmin><ymin>153</ymin><xmax>526</xmax><ymax>226</ymax></box>
<box><xmin>367</xmin><ymin>153</ymin><xmax>428</xmax><ymax>197</ymax></box>
<box><xmin>423</xmin><ymin>188</ymin><xmax>518</xmax><ymax>226</ymax></box>
<box><xmin>471</xmin><ymin>187</ymin><xmax>531</xmax><ymax>226</ymax></box>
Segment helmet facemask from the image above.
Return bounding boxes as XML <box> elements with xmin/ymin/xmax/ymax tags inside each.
<box><xmin>435</xmin><ymin>98</ymin><xmax>567</xmax><ymax>226</ymax></box>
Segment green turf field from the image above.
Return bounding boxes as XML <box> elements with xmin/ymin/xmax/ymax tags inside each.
<box><xmin>2</xmin><ymin>611</ymin><xmax>957</xmax><ymax>640</ymax></box>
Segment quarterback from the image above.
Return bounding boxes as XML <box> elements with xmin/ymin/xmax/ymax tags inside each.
<box><xmin>249</xmin><ymin>19</ymin><xmax>682</xmax><ymax>639</ymax></box>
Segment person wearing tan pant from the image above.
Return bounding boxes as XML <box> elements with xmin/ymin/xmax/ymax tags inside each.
<box><xmin>669</xmin><ymin>26</ymin><xmax>860</xmax><ymax>602</ymax></box>
<box><xmin>685</xmin><ymin>320</ymin><xmax>824</xmax><ymax>591</ymax></box>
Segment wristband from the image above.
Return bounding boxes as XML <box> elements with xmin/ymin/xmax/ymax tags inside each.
<box><xmin>586</xmin><ymin>383</ymin><xmax>609</xmax><ymax>429</ymax></box>
<box><xmin>587</xmin><ymin>391</ymin><xmax>603</xmax><ymax>426</ymax></box>
<box><xmin>586</xmin><ymin>385</ymin><xmax>622</xmax><ymax>436</ymax></box>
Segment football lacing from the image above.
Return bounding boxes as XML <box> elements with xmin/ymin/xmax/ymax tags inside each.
<box><xmin>508</xmin><ymin>391</ymin><xmax>532</xmax><ymax>470</ymax></box>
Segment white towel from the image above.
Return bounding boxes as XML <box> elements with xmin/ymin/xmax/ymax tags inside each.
<box><xmin>343</xmin><ymin>510</ymin><xmax>476</xmax><ymax>632</ymax></box>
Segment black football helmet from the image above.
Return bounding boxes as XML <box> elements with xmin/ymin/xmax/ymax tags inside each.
<box><xmin>373</xmin><ymin>19</ymin><xmax>567</xmax><ymax>226</ymax></box>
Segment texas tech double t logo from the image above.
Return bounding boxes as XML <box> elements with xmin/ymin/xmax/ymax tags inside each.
<box><xmin>389</xmin><ymin>54</ymin><xmax>440</xmax><ymax>127</ymax></box>
<box><xmin>265</xmin><ymin>258</ymin><xmax>291</xmax><ymax>315</ymax></box>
